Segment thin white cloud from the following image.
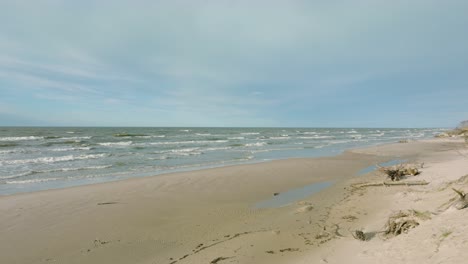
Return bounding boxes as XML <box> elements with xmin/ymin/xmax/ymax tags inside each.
<box><xmin>0</xmin><ymin>69</ymin><xmax>99</xmax><ymax>95</ymax></box>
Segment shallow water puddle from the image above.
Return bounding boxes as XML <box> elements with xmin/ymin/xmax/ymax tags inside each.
<box><xmin>254</xmin><ymin>181</ymin><xmax>333</xmax><ymax>209</ymax></box>
<box><xmin>357</xmin><ymin>159</ymin><xmax>407</xmax><ymax>175</ymax></box>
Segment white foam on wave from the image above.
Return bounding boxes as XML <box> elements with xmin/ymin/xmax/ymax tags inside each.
<box><xmin>136</xmin><ymin>135</ymin><xmax>166</xmax><ymax>139</ymax></box>
<box><xmin>51</xmin><ymin>165</ymin><xmax>112</xmax><ymax>173</ymax></box>
<box><xmin>170</xmin><ymin>148</ymin><xmax>200</xmax><ymax>153</ymax></box>
<box><xmin>245</xmin><ymin>142</ymin><xmax>267</xmax><ymax>147</ymax></box>
<box><xmin>151</xmin><ymin>146</ymin><xmax>232</xmax><ymax>158</ymax></box>
<box><xmin>270</xmin><ymin>136</ymin><xmax>290</xmax><ymax>140</ymax></box>
<box><xmin>171</xmin><ymin>151</ymin><xmax>202</xmax><ymax>156</ymax></box>
<box><xmin>0</xmin><ymin>165</ymin><xmax>113</xmax><ymax>180</ymax></box>
<box><xmin>241</xmin><ymin>132</ymin><xmax>260</xmax><ymax>135</ymax></box>
<box><xmin>196</xmin><ymin>133</ymin><xmax>211</xmax><ymax>136</ymax></box>
<box><xmin>298</xmin><ymin>135</ymin><xmax>334</xmax><ymax>139</ymax></box>
<box><xmin>302</xmin><ymin>132</ymin><xmax>318</xmax><ymax>135</ymax></box>
<box><xmin>0</xmin><ymin>153</ymin><xmax>107</xmax><ymax>166</ymax></box>
<box><xmin>6</xmin><ymin>178</ymin><xmax>61</xmax><ymax>184</ymax></box>
<box><xmin>98</xmin><ymin>141</ymin><xmax>133</xmax><ymax>147</ymax></box>
<box><xmin>328</xmin><ymin>140</ymin><xmax>352</xmax><ymax>145</ymax></box>
<box><xmin>249</xmin><ymin>146</ymin><xmax>304</xmax><ymax>154</ymax></box>
<box><xmin>0</xmin><ymin>171</ymin><xmax>33</xmax><ymax>180</ymax></box>
<box><xmin>0</xmin><ymin>136</ymin><xmax>44</xmax><ymax>141</ymax></box>
<box><xmin>153</xmin><ymin>148</ymin><xmax>203</xmax><ymax>156</ymax></box>
<box><xmin>50</xmin><ymin>147</ymin><xmax>92</xmax><ymax>152</ymax></box>
<box><xmin>1</xmin><ymin>146</ymin><xmax>91</xmax><ymax>154</ymax></box>
<box><xmin>58</xmin><ymin>136</ymin><xmax>92</xmax><ymax>140</ymax></box>
<box><xmin>408</xmin><ymin>133</ymin><xmax>425</xmax><ymax>138</ymax></box>
<box><xmin>203</xmin><ymin>147</ymin><xmax>232</xmax><ymax>151</ymax></box>
<box><xmin>149</xmin><ymin>140</ymin><xmax>228</xmax><ymax>145</ymax></box>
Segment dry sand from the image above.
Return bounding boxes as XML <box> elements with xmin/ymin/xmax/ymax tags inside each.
<box><xmin>296</xmin><ymin>137</ymin><xmax>468</xmax><ymax>264</ymax></box>
<box><xmin>0</xmin><ymin>137</ymin><xmax>466</xmax><ymax>264</ymax></box>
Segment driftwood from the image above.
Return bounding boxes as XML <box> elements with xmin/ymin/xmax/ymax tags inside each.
<box><xmin>210</xmin><ymin>257</ymin><xmax>231</xmax><ymax>264</ymax></box>
<box><xmin>452</xmin><ymin>188</ymin><xmax>468</xmax><ymax>210</ymax></box>
<box><xmin>378</xmin><ymin>164</ymin><xmax>420</xmax><ymax>181</ymax></box>
<box><xmin>383</xmin><ymin>210</ymin><xmax>430</xmax><ymax>237</ymax></box>
<box><xmin>352</xmin><ymin>180</ymin><xmax>429</xmax><ymax>188</ymax></box>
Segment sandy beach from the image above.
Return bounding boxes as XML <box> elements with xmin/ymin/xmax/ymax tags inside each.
<box><xmin>1</xmin><ymin>137</ymin><xmax>466</xmax><ymax>264</ymax></box>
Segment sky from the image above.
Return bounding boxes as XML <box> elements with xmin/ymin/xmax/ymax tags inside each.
<box><xmin>0</xmin><ymin>0</ymin><xmax>467</xmax><ymax>128</ymax></box>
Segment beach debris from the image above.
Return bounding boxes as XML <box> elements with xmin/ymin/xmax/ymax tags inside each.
<box><xmin>97</xmin><ymin>202</ymin><xmax>119</xmax><ymax>205</ymax></box>
<box><xmin>210</xmin><ymin>256</ymin><xmax>231</xmax><ymax>263</ymax></box>
<box><xmin>93</xmin><ymin>239</ymin><xmax>110</xmax><ymax>247</ymax></box>
<box><xmin>378</xmin><ymin>164</ymin><xmax>420</xmax><ymax>181</ymax></box>
<box><xmin>352</xmin><ymin>180</ymin><xmax>429</xmax><ymax>188</ymax></box>
<box><xmin>273</xmin><ymin>192</ymin><xmax>280</xmax><ymax>196</ymax></box>
<box><xmin>383</xmin><ymin>210</ymin><xmax>429</xmax><ymax>237</ymax></box>
<box><xmin>398</xmin><ymin>139</ymin><xmax>409</xmax><ymax>143</ymax></box>
<box><xmin>279</xmin><ymin>248</ymin><xmax>299</xmax><ymax>253</ymax></box>
<box><xmin>452</xmin><ymin>188</ymin><xmax>468</xmax><ymax>210</ymax></box>
<box><xmin>265</xmin><ymin>248</ymin><xmax>300</xmax><ymax>254</ymax></box>
<box><xmin>434</xmin><ymin>176</ymin><xmax>468</xmax><ymax>213</ymax></box>
<box><xmin>351</xmin><ymin>230</ymin><xmax>367</xmax><ymax>241</ymax></box>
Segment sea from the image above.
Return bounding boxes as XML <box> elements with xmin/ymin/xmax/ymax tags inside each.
<box><xmin>0</xmin><ymin>127</ymin><xmax>445</xmax><ymax>195</ymax></box>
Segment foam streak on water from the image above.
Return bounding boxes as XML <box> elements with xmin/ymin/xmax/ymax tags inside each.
<box><xmin>0</xmin><ymin>127</ymin><xmax>445</xmax><ymax>194</ymax></box>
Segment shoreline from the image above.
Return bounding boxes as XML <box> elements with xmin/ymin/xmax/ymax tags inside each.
<box><xmin>0</xmin><ymin>127</ymin><xmax>444</xmax><ymax>196</ymax></box>
<box><xmin>1</xmin><ymin>137</ymin><xmax>466</xmax><ymax>264</ymax></box>
<box><xmin>0</xmin><ymin>138</ymin><xmax>431</xmax><ymax>197</ymax></box>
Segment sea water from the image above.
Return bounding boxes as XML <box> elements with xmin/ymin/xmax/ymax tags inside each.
<box><xmin>0</xmin><ymin>127</ymin><xmax>444</xmax><ymax>195</ymax></box>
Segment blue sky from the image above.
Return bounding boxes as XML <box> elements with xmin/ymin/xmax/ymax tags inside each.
<box><xmin>0</xmin><ymin>0</ymin><xmax>467</xmax><ymax>127</ymax></box>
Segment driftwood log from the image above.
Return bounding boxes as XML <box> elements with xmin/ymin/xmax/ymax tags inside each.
<box><xmin>352</xmin><ymin>180</ymin><xmax>429</xmax><ymax>189</ymax></box>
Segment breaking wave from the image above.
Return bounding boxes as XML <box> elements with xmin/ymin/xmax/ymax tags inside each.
<box><xmin>0</xmin><ymin>154</ymin><xmax>107</xmax><ymax>166</ymax></box>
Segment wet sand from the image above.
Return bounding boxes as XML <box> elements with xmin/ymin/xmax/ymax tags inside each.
<box><xmin>0</xmin><ymin>138</ymin><xmax>466</xmax><ymax>264</ymax></box>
